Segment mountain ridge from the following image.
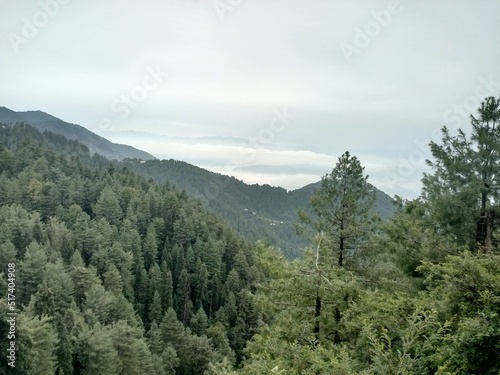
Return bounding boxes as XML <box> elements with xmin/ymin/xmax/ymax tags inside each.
<box><xmin>0</xmin><ymin>107</ymin><xmax>396</xmax><ymax>257</ymax></box>
<box><xmin>0</xmin><ymin>106</ymin><xmax>156</xmax><ymax>161</ymax></box>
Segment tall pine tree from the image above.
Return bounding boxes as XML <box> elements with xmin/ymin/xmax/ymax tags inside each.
<box><xmin>423</xmin><ymin>95</ymin><xmax>500</xmax><ymax>252</ymax></box>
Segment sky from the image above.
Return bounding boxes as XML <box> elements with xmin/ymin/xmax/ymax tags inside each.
<box><xmin>1</xmin><ymin>0</ymin><xmax>500</xmax><ymax>198</ymax></box>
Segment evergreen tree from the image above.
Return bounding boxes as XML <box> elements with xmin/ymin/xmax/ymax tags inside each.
<box><xmin>423</xmin><ymin>95</ymin><xmax>500</xmax><ymax>252</ymax></box>
<box><xmin>0</xmin><ymin>240</ymin><xmax>16</xmax><ymax>273</ymax></box>
<box><xmin>176</xmin><ymin>268</ymin><xmax>192</xmax><ymax>325</ymax></box>
<box><xmin>147</xmin><ymin>320</ymin><xmax>164</xmax><ymax>356</ymax></box>
<box><xmin>16</xmin><ymin>314</ymin><xmax>59</xmax><ymax>375</ymax></box>
<box><xmin>162</xmin><ymin>346</ymin><xmax>180</xmax><ymax>375</ymax></box>
<box><xmin>144</xmin><ymin>223</ymin><xmax>159</xmax><ymax>270</ymax></box>
<box><xmin>298</xmin><ymin>151</ymin><xmax>378</xmax><ymax>268</ymax></box>
<box><xmin>148</xmin><ymin>290</ymin><xmax>163</xmax><ymax>326</ymax></box>
<box><xmin>75</xmin><ymin>323</ymin><xmax>119</xmax><ymax>375</ymax></box>
<box><xmin>104</xmin><ymin>264</ymin><xmax>124</xmax><ymax>295</ymax></box>
<box><xmin>194</xmin><ymin>261</ymin><xmax>209</xmax><ymax>310</ymax></box>
<box><xmin>148</xmin><ymin>262</ymin><xmax>163</xmax><ymax>303</ymax></box>
<box><xmin>162</xmin><ymin>266</ymin><xmax>174</xmax><ymax>311</ymax></box>
<box><xmin>109</xmin><ymin>320</ymin><xmax>144</xmax><ymax>375</ymax></box>
<box><xmin>18</xmin><ymin>241</ymin><xmax>48</xmax><ymax>306</ymax></box>
<box><xmin>93</xmin><ymin>185</ymin><xmax>123</xmax><ymax>227</ymax></box>
<box><xmin>190</xmin><ymin>306</ymin><xmax>209</xmax><ymax>336</ymax></box>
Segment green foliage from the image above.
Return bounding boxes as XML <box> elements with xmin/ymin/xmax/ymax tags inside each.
<box><xmin>297</xmin><ymin>151</ymin><xmax>379</xmax><ymax>268</ymax></box>
<box><xmin>418</xmin><ymin>252</ymin><xmax>500</xmax><ymax>373</ymax></box>
<box><xmin>423</xmin><ymin>96</ymin><xmax>500</xmax><ymax>252</ymax></box>
<box><xmin>121</xmin><ymin>156</ymin><xmax>395</xmax><ymax>260</ymax></box>
<box><xmin>0</xmin><ymin>126</ymin><xmax>260</xmax><ymax>374</ymax></box>
<box><xmin>14</xmin><ymin>314</ymin><xmax>59</xmax><ymax>375</ymax></box>
<box><xmin>75</xmin><ymin>323</ymin><xmax>119</xmax><ymax>375</ymax></box>
<box><xmin>2</xmin><ymin>97</ymin><xmax>500</xmax><ymax>374</ymax></box>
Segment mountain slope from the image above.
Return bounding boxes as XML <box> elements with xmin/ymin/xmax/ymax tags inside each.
<box><xmin>0</xmin><ymin>107</ymin><xmax>156</xmax><ymax>161</ymax></box>
<box><xmin>0</xmin><ymin>110</ymin><xmax>396</xmax><ymax>257</ymax></box>
<box><xmin>122</xmin><ymin>158</ymin><xmax>396</xmax><ymax>258</ymax></box>
<box><xmin>289</xmin><ymin>181</ymin><xmax>396</xmax><ymax>219</ymax></box>
<box><xmin>0</xmin><ymin>123</ymin><xmax>260</xmax><ymax>374</ymax></box>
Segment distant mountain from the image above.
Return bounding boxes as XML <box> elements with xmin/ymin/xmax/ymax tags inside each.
<box><xmin>289</xmin><ymin>181</ymin><xmax>396</xmax><ymax>220</ymax></box>
<box><xmin>122</xmin><ymin>159</ymin><xmax>396</xmax><ymax>258</ymax></box>
<box><xmin>0</xmin><ymin>107</ymin><xmax>156</xmax><ymax>161</ymax></box>
<box><xmin>0</xmin><ymin>109</ymin><xmax>396</xmax><ymax>258</ymax></box>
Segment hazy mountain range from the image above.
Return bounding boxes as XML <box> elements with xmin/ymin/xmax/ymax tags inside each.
<box><xmin>0</xmin><ymin>107</ymin><xmax>396</xmax><ymax>257</ymax></box>
<box><xmin>0</xmin><ymin>107</ymin><xmax>156</xmax><ymax>161</ymax></box>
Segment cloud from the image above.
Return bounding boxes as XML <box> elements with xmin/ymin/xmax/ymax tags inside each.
<box><xmin>1</xmin><ymin>0</ymin><xmax>500</xmax><ymax>199</ymax></box>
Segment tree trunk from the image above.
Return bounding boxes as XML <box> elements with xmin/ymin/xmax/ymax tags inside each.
<box><xmin>338</xmin><ymin>236</ymin><xmax>344</xmax><ymax>267</ymax></box>
<box><xmin>484</xmin><ymin>210</ymin><xmax>494</xmax><ymax>253</ymax></box>
<box><xmin>313</xmin><ymin>294</ymin><xmax>322</xmax><ymax>347</ymax></box>
<box><xmin>333</xmin><ymin>307</ymin><xmax>341</xmax><ymax>344</ymax></box>
<box><xmin>339</xmin><ymin>219</ymin><xmax>344</xmax><ymax>267</ymax></box>
<box><xmin>476</xmin><ymin>189</ymin><xmax>490</xmax><ymax>252</ymax></box>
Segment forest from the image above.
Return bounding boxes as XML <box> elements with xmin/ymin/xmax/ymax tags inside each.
<box><xmin>0</xmin><ymin>95</ymin><xmax>499</xmax><ymax>374</ymax></box>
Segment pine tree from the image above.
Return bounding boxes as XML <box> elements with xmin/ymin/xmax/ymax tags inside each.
<box><xmin>148</xmin><ymin>262</ymin><xmax>163</xmax><ymax>303</ymax></box>
<box><xmin>160</xmin><ymin>307</ymin><xmax>187</xmax><ymax>349</ymax></box>
<box><xmin>190</xmin><ymin>307</ymin><xmax>209</xmax><ymax>336</ymax></box>
<box><xmin>18</xmin><ymin>241</ymin><xmax>48</xmax><ymax>305</ymax></box>
<box><xmin>93</xmin><ymin>185</ymin><xmax>123</xmax><ymax>227</ymax></box>
<box><xmin>176</xmin><ymin>268</ymin><xmax>192</xmax><ymax>325</ymax></box>
<box><xmin>83</xmin><ymin>283</ymin><xmax>114</xmax><ymax>325</ymax></box>
<box><xmin>16</xmin><ymin>314</ymin><xmax>59</xmax><ymax>375</ymax></box>
<box><xmin>162</xmin><ymin>346</ymin><xmax>180</xmax><ymax>375</ymax></box>
<box><xmin>0</xmin><ymin>240</ymin><xmax>16</xmax><ymax>273</ymax></box>
<box><xmin>194</xmin><ymin>261</ymin><xmax>209</xmax><ymax>310</ymax></box>
<box><xmin>104</xmin><ymin>264</ymin><xmax>124</xmax><ymax>296</ymax></box>
<box><xmin>135</xmin><ymin>267</ymin><xmax>149</xmax><ymax>319</ymax></box>
<box><xmin>75</xmin><ymin>323</ymin><xmax>119</xmax><ymax>375</ymax></box>
<box><xmin>109</xmin><ymin>320</ymin><xmax>144</xmax><ymax>375</ymax></box>
<box><xmin>297</xmin><ymin>151</ymin><xmax>378</xmax><ymax>268</ymax></box>
<box><xmin>162</xmin><ymin>266</ymin><xmax>174</xmax><ymax>311</ymax></box>
<box><xmin>147</xmin><ymin>320</ymin><xmax>164</xmax><ymax>355</ymax></box>
<box><xmin>40</xmin><ymin>181</ymin><xmax>60</xmax><ymax>222</ymax></box>
<box><xmin>423</xmin><ymin>95</ymin><xmax>500</xmax><ymax>252</ymax></box>
<box><xmin>144</xmin><ymin>223</ymin><xmax>158</xmax><ymax>270</ymax></box>
<box><xmin>148</xmin><ymin>290</ymin><xmax>163</xmax><ymax>326</ymax></box>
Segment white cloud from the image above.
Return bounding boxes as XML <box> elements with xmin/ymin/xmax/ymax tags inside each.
<box><xmin>1</xmin><ymin>0</ymin><xmax>500</xmax><ymax>198</ymax></box>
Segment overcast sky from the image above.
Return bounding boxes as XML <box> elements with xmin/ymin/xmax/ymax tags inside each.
<box><xmin>1</xmin><ymin>0</ymin><xmax>500</xmax><ymax>198</ymax></box>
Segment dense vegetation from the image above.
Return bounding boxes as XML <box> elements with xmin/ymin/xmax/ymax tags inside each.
<box><xmin>207</xmin><ymin>96</ymin><xmax>500</xmax><ymax>375</ymax></box>
<box><xmin>121</xmin><ymin>159</ymin><xmax>395</xmax><ymax>259</ymax></box>
<box><xmin>0</xmin><ymin>107</ymin><xmax>156</xmax><ymax>161</ymax></box>
<box><xmin>0</xmin><ymin>124</ymin><xmax>261</xmax><ymax>374</ymax></box>
<box><xmin>1</xmin><ymin>95</ymin><xmax>500</xmax><ymax>374</ymax></box>
<box><xmin>0</xmin><ymin>107</ymin><xmax>395</xmax><ymax>259</ymax></box>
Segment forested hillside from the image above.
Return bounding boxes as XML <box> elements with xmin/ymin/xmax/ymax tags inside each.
<box><xmin>0</xmin><ymin>107</ymin><xmax>396</xmax><ymax>259</ymax></box>
<box><xmin>1</xmin><ymin>95</ymin><xmax>500</xmax><ymax>375</ymax></box>
<box><xmin>121</xmin><ymin>159</ymin><xmax>395</xmax><ymax>258</ymax></box>
<box><xmin>0</xmin><ymin>124</ymin><xmax>262</xmax><ymax>374</ymax></box>
<box><xmin>0</xmin><ymin>107</ymin><xmax>156</xmax><ymax>161</ymax></box>
<box><xmin>206</xmin><ymin>96</ymin><xmax>500</xmax><ymax>375</ymax></box>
